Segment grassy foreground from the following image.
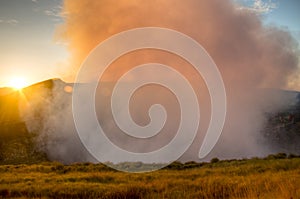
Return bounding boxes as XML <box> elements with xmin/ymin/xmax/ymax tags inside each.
<box><xmin>0</xmin><ymin>157</ymin><xmax>299</xmax><ymax>199</ymax></box>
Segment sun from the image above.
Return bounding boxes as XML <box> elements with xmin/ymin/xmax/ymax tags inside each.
<box><xmin>8</xmin><ymin>77</ymin><xmax>29</xmax><ymax>90</ymax></box>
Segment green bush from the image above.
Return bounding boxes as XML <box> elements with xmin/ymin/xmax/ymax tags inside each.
<box><xmin>210</xmin><ymin>158</ymin><xmax>220</xmax><ymax>163</ymax></box>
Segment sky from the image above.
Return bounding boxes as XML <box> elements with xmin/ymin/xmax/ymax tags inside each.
<box><xmin>0</xmin><ymin>0</ymin><xmax>299</xmax><ymax>88</ymax></box>
<box><xmin>0</xmin><ymin>0</ymin><xmax>67</xmax><ymax>87</ymax></box>
<box><xmin>236</xmin><ymin>0</ymin><xmax>300</xmax><ymax>41</ymax></box>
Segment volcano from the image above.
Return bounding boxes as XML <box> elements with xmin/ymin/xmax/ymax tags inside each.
<box><xmin>0</xmin><ymin>79</ymin><xmax>299</xmax><ymax>164</ymax></box>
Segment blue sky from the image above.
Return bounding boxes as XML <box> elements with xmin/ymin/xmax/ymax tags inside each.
<box><xmin>0</xmin><ymin>0</ymin><xmax>67</xmax><ymax>86</ymax></box>
<box><xmin>266</xmin><ymin>0</ymin><xmax>300</xmax><ymax>41</ymax></box>
<box><xmin>236</xmin><ymin>0</ymin><xmax>300</xmax><ymax>41</ymax></box>
<box><xmin>0</xmin><ymin>0</ymin><xmax>299</xmax><ymax>87</ymax></box>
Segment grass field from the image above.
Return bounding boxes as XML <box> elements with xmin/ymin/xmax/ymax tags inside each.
<box><xmin>0</xmin><ymin>155</ymin><xmax>299</xmax><ymax>199</ymax></box>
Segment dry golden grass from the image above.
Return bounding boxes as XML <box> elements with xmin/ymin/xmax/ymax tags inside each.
<box><xmin>0</xmin><ymin>157</ymin><xmax>299</xmax><ymax>198</ymax></box>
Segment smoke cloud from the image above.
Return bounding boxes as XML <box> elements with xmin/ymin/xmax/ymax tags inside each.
<box><xmin>26</xmin><ymin>0</ymin><xmax>300</xmax><ymax>163</ymax></box>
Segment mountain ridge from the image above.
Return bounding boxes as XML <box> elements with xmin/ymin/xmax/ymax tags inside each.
<box><xmin>0</xmin><ymin>78</ymin><xmax>299</xmax><ymax>164</ymax></box>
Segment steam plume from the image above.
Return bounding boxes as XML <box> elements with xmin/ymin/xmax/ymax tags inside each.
<box><xmin>27</xmin><ymin>0</ymin><xmax>300</xmax><ymax>162</ymax></box>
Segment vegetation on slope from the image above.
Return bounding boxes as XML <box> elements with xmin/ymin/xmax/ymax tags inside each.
<box><xmin>0</xmin><ymin>157</ymin><xmax>299</xmax><ymax>199</ymax></box>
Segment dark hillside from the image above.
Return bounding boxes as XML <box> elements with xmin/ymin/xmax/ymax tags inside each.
<box><xmin>0</xmin><ymin>79</ymin><xmax>299</xmax><ymax>164</ymax></box>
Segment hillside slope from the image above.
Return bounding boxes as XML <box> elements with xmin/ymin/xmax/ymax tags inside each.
<box><xmin>0</xmin><ymin>79</ymin><xmax>299</xmax><ymax>164</ymax></box>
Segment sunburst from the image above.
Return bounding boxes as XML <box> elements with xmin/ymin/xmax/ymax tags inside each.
<box><xmin>8</xmin><ymin>77</ymin><xmax>29</xmax><ymax>90</ymax></box>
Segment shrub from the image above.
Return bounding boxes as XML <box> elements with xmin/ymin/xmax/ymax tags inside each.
<box><xmin>210</xmin><ymin>158</ymin><xmax>220</xmax><ymax>163</ymax></box>
<box><xmin>266</xmin><ymin>153</ymin><xmax>287</xmax><ymax>160</ymax></box>
<box><xmin>288</xmin><ymin>154</ymin><xmax>299</xmax><ymax>159</ymax></box>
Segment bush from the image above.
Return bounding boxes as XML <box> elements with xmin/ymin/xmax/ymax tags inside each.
<box><xmin>288</xmin><ymin>154</ymin><xmax>299</xmax><ymax>159</ymax></box>
<box><xmin>266</xmin><ymin>153</ymin><xmax>287</xmax><ymax>160</ymax></box>
<box><xmin>165</xmin><ymin>161</ymin><xmax>184</xmax><ymax>170</ymax></box>
<box><xmin>210</xmin><ymin>158</ymin><xmax>219</xmax><ymax>164</ymax></box>
<box><xmin>274</xmin><ymin>153</ymin><xmax>287</xmax><ymax>159</ymax></box>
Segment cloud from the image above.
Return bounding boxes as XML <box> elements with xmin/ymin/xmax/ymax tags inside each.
<box><xmin>237</xmin><ymin>0</ymin><xmax>278</xmax><ymax>14</ymax></box>
<box><xmin>32</xmin><ymin>0</ymin><xmax>38</xmax><ymax>3</ymax></box>
<box><xmin>43</xmin><ymin>5</ymin><xmax>65</xmax><ymax>23</ymax></box>
<box><xmin>44</xmin><ymin>7</ymin><xmax>60</xmax><ymax>17</ymax></box>
<box><xmin>7</xmin><ymin>19</ymin><xmax>19</xmax><ymax>25</ymax></box>
<box><xmin>44</xmin><ymin>10</ymin><xmax>59</xmax><ymax>17</ymax></box>
<box><xmin>44</xmin><ymin>4</ymin><xmax>65</xmax><ymax>21</ymax></box>
<box><xmin>0</xmin><ymin>19</ymin><xmax>19</xmax><ymax>25</ymax></box>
